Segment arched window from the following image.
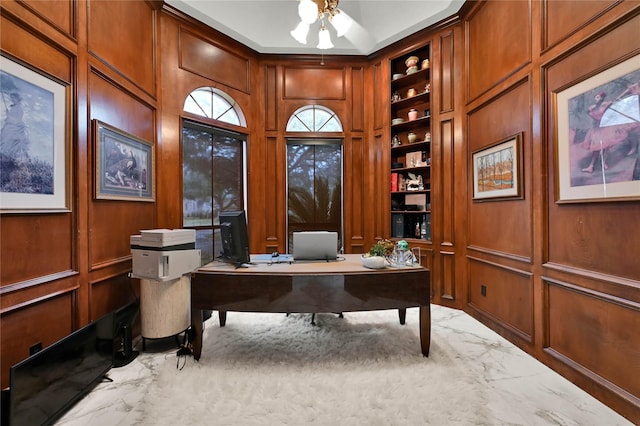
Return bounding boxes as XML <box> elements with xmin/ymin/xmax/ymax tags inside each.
<box><xmin>182</xmin><ymin>87</ymin><xmax>247</xmax><ymax>264</ymax></box>
<box><xmin>286</xmin><ymin>105</ymin><xmax>343</xmax><ymax>132</ymax></box>
<box><xmin>184</xmin><ymin>87</ymin><xmax>245</xmax><ymax>127</ymax></box>
<box><xmin>285</xmin><ymin>105</ymin><xmax>344</xmax><ymax>253</ymax></box>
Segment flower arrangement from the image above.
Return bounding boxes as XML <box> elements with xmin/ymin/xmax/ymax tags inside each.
<box><xmin>367</xmin><ymin>239</ymin><xmax>395</xmax><ymax>257</ymax></box>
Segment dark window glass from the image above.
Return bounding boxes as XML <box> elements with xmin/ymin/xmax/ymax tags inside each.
<box><xmin>287</xmin><ymin>140</ymin><xmax>342</xmax><ymax>252</ymax></box>
<box><xmin>182</xmin><ymin>120</ymin><xmax>245</xmax><ymax>262</ymax></box>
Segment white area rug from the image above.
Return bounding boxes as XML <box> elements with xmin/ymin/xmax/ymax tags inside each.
<box><xmin>138</xmin><ymin>309</ymin><xmax>490</xmax><ymax>425</ymax></box>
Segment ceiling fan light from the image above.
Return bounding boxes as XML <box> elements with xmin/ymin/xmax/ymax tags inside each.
<box><xmin>290</xmin><ymin>21</ymin><xmax>310</xmax><ymax>44</ymax></box>
<box><xmin>329</xmin><ymin>10</ymin><xmax>352</xmax><ymax>37</ymax></box>
<box><xmin>298</xmin><ymin>0</ymin><xmax>318</xmax><ymax>24</ymax></box>
<box><xmin>317</xmin><ymin>26</ymin><xmax>334</xmax><ymax>50</ymax></box>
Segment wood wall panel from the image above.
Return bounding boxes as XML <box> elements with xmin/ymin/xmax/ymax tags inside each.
<box><xmin>372</xmin><ymin>61</ymin><xmax>384</xmax><ymax>130</ymax></box>
<box><xmin>88</xmin><ymin>0</ymin><xmax>156</xmax><ymax>96</ymax></box>
<box><xmin>283</xmin><ymin>66</ymin><xmax>345</xmax><ymax>100</ymax></box>
<box><xmin>373</xmin><ymin>132</ymin><xmax>387</xmax><ymax>241</ymax></box>
<box><xmin>0</xmin><ymin>15</ymin><xmax>75</xmax><ymax>288</ymax></box>
<box><xmin>546</xmin><ymin>281</ymin><xmax>640</xmax><ymax>402</ymax></box>
<box><xmin>88</xmin><ymin>71</ymin><xmax>157</xmax><ymax>269</ymax></box>
<box><xmin>439</xmin><ymin>31</ymin><xmax>454</xmax><ymax>113</ymax></box>
<box><xmin>468</xmin><ymin>258</ymin><xmax>533</xmax><ymax>341</ymax></box>
<box><xmin>347</xmin><ymin>136</ymin><xmax>365</xmax><ymax>243</ymax></box>
<box><xmin>264</xmin><ymin>136</ymin><xmax>279</xmax><ymax>244</ymax></box>
<box><xmin>440</xmin><ymin>251</ymin><xmax>455</xmax><ymax>299</ymax></box>
<box><xmin>467</xmin><ymin>79</ymin><xmax>532</xmax><ymax>260</ymax></box>
<box><xmin>265</xmin><ymin>65</ymin><xmax>277</xmax><ymax>131</ymax></box>
<box><xmin>438</xmin><ymin>119</ymin><xmax>455</xmax><ymax>245</ymax></box>
<box><xmin>0</xmin><ymin>291</ymin><xmax>75</xmax><ymax>389</ymax></box>
<box><xmin>179</xmin><ymin>28</ymin><xmax>249</xmax><ymax>93</ymax></box>
<box><xmin>0</xmin><ymin>215</ymin><xmax>74</xmax><ymax>285</ymax></box>
<box><xmin>0</xmin><ymin>15</ymin><xmax>72</xmax><ymax>83</ymax></box>
<box><xmin>351</xmin><ymin>67</ymin><xmax>364</xmax><ymax>131</ymax></box>
<box><xmin>466</xmin><ymin>0</ymin><xmax>531</xmax><ymax>101</ymax></box>
<box><xmin>21</xmin><ymin>0</ymin><xmax>75</xmax><ymax>38</ymax></box>
<box><xmin>542</xmin><ymin>0</ymin><xmax>616</xmax><ymax>50</ymax></box>
<box><xmin>90</xmin><ymin>273</ymin><xmax>139</xmax><ymax>321</ymax></box>
<box><xmin>544</xmin><ymin>13</ymin><xmax>640</xmax><ymax>280</ymax></box>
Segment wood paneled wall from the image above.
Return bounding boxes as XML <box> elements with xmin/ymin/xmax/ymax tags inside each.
<box><xmin>463</xmin><ymin>0</ymin><xmax>640</xmax><ymax>421</ymax></box>
<box><xmin>0</xmin><ymin>0</ymin><xmax>161</xmax><ymax>389</ymax></box>
<box><xmin>0</xmin><ymin>0</ymin><xmax>638</xmax><ymax>421</ymax></box>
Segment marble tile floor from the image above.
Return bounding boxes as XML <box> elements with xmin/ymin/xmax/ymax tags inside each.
<box><xmin>56</xmin><ymin>305</ymin><xmax>633</xmax><ymax>426</ymax></box>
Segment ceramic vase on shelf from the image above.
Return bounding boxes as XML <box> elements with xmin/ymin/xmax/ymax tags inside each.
<box><xmin>407</xmin><ymin>132</ymin><xmax>417</xmax><ymax>143</ymax></box>
<box><xmin>421</xmin><ymin>59</ymin><xmax>430</xmax><ymax>69</ymax></box>
<box><xmin>408</xmin><ymin>109</ymin><xmax>418</xmax><ymax>121</ymax></box>
<box><xmin>407</xmin><ymin>88</ymin><xmax>416</xmax><ymax>98</ymax></box>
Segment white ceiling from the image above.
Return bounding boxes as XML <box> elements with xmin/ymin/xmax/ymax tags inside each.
<box><xmin>164</xmin><ymin>0</ymin><xmax>465</xmax><ymax>55</ymax></box>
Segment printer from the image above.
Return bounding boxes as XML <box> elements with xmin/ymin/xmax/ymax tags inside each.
<box><xmin>131</xmin><ymin>229</ymin><xmax>201</xmax><ymax>281</ymax></box>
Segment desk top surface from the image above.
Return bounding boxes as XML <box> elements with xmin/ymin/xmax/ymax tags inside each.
<box><xmin>196</xmin><ymin>253</ymin><xmax>426</xmax><ymax>275</ymax></box>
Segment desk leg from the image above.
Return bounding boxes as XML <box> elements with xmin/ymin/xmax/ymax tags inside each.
<box><xmin>219</xmin><ymin>310</ymin><xmax>227</xmax><ymax>326</ymax></box>
<box><xmin>419</xmin><ymin>304</ymin><xmax>431</xmax><ymax>357</ymax></box>
<box><xmin>191</xmin><ymin>309</ymin><xmax>203</xmax><ymax>361</ymax></box>
<box><xmin>398</xmin><ymin>308</ymin><xmax>407</xmax><ymax>325</ymax></box>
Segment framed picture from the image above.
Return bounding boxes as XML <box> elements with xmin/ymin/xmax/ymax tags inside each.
<box><xmin>94</xmin><ymin>120</ymin><xmax>155</xmax><ymax>202</ymax></box>
<box><xmin>0</xmin><ymin>55</ymin><xmax>70</xmax><ymax>213</ymax></box>
<box><xmin>555</xmin><ymin>54</ymin><xmax>640</xmax><ymax>203</ymax></box>
<box><xmin>472</xmin><ymin>133</ymin><xmax>523</xmax><ymax>201</ymax></box>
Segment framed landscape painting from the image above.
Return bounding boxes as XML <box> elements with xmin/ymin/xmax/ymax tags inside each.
<box><xmin>555</xmin><ymin>54</ymin><xmax>640</xmax><ymax>203</ymax></box>
<box><xmin>472</xmin><ymin>133</ymin><xmax>523</xmax><ymax>201</ymax></box>
<box><xmin>94</xmin><ymin>120</ymin><xmax>155</xmax><ymax>202</ymax></box>
<box><xmin>0</xmin><ymin>55</ymin><xmax>70</xmax><ymax>213</ymax></box>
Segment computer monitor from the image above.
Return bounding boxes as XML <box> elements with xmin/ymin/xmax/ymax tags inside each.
<box><xmin>219</xmin><ymin>210</ymin><xmax>251</xmax><ymax>267</ymax></box>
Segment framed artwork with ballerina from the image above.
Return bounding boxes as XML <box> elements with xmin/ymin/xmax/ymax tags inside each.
<box><xmin>555</xmin><ymin>54</ymin><xmax>640</xmax><ymax>203</ymax></box>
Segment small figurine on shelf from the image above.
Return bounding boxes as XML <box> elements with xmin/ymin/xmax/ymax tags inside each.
<box><xmin>392</xmin><ymin>134</ymin><xmax>401</xmax><ymax>147</ymax></box>
<box><xmin>405</xmin><ymin>55</ymin><xmax>419</xmax><ymax>74</ymax></box>
<box><xmin>392</xmin><ymin>91</ymin><xmax>401</xmax><ymax>102</ymax></box>
<box><xmin>424</xmin><ymin>109</ymin><xmax>431</xmax><ymax>118</ymax></box>
<box><xmin>421</xmin><ymin>59</ymin><xmax>430</xmax><ymax>70</ymax></box>
<box><xmin>406</xmin><ymin>172</ymin><xmax>423</xmax><ymax>191</ymax></box>
<box><xmin>425</xmin><ymin>132</ymin><xmax>431</xmax><ymax>142</ymax></box>
<box><xmin>425</xmin><ymin>83</ymin><xmax>431</xmax><ymax>93</ymax></box>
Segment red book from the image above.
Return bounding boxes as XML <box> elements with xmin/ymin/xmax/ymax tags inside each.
<box><xmin>391</xmin><ymin>173</ymin><xmax>398</xmax><ymax>192</ymax></box>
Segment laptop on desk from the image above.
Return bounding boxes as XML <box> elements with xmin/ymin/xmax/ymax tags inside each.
<box><xmin>292</xmin><ymin>231</ymin><xmax>339</xmax><ymax>261</ymax></box>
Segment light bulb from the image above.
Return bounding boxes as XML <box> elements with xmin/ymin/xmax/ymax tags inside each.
<box><xmin>329</xmin><ymin>10</ymin><xmax>352</xmax><ymax>37</ymax></box>
<box><xmin>290</xmin><ymin>21</ymin><xmax>310</xmax><ymax>44</ymax></box>
<box><xmin>298</xmin><ymin>0</ymin><xmax>318</xmax><ymax>25</ymax></box>
<box><xmin>317</xmin><ymin>26</ymin><xmax>334</xmax><ymax>50</ymax></box>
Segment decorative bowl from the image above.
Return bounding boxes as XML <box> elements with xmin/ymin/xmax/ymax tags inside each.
<box><xmin>392</xmin><ymin>73</ymin><xmax>404</xmax><ymax>80</ymax></box>
<box><xmin>361</xmin><ymin>255</ymin><xmax>387</xmax><ymax>269</ymax></box>
<box><xmin>391</xmin><ymin>118</ymin><xmax>404</xmax><ymax>125</ymax></box>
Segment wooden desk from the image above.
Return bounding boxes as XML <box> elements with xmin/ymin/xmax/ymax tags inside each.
<box><xmin>190</xmin><ymin>254</ymin><xmax>430</xmax><ymax>360</ymax></box>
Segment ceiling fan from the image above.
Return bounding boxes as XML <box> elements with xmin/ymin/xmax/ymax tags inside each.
<box><xmin>290</xmin><ymin>0</ymin><xmax>354</xmax><ymax>50</ymax></box>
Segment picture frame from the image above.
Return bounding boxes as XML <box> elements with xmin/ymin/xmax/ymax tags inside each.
<box><xmin>94</xmin><ymin>120</ymin><xmax>155</xmax><ymax>202</ymax></box>
<box><xmin>0</xmin><ymin>55</ymin><xmax>71</xmax><ymax>213</ymax></box>
<box><xmin>555</xmin><ymin>54</ymin><xmax>640</xmax><ymax>203</ymax></box>
<box><xmin>472</xmin><ymin>133</ymin><xmax>523</xmax><ymax>201</ymax></box>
